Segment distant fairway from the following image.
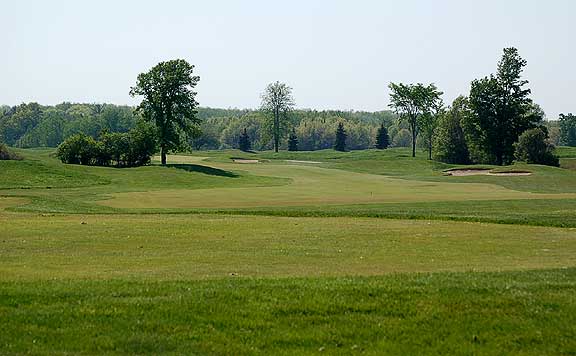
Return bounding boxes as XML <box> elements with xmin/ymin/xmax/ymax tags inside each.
<box><xmin>99</xmin><ymin>155</ymin><xmax>575</xmax><ymax>209</ymax></box>
<box><xmin>1</xmin><ymin>148</ymin><xmax>576</xmax><ymax>354</ymax></box>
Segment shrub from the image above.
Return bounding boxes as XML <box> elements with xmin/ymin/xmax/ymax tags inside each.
<box><xmin>56</xmin><ymin>133</ymin><xmax>98</xmax><ymax>165</ymax></box>
<box><xmin>514</xmin><ymin>128</ymin><xmax>559</xmax><ymax>167</ymax></box>
<box><xmin>56</xmin><ymin>123</ymin><xmax>156</xmax><ymax>167</ymax></box>
<box><xmin>0</xmin><ymin>143</ymin><xmax>22</xmax><ymax>160</ymax></box>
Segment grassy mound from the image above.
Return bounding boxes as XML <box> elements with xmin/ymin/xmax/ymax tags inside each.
<box><xmin>0</xmin><ymin>143</ymin><xmax>22</xmax><ymax>161</ymax></box>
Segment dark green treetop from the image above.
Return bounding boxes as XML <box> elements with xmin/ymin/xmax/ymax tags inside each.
<box><xmin>375</xmin><ymin>123</ymin><xmax>389</xmax><ymax>149</ymax></box>
<box><xmin>334</xmin><ymin>122</ymin><xmax>347</xmax><ymax>152</ymax></box>
<box><xmin>468</xmin><ymin>48</ymin><xmax>541</xmax><ymax>165</ymax></box>
<box><xmin>238</xmin><ymin>128</ymin><xmax>252</xmax><ymax>152</ymax></box>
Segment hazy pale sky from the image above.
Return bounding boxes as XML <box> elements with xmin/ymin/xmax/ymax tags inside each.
<box><xmin>1</xmin><ymin>0</ymin><xmax>574</xmax><ymax>118</ymax></box>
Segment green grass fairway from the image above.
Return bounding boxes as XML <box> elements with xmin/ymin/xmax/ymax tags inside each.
<box><xmin>1</xmin><ymin>147</ymin><xmax>576</xmax><ymax>354</ymax></box>
<box><xmin>2</xmin><ymin>214</ymin><xmax>575</xmax><ymax>280</ymax></box>
<box><xmin>100</xmin><ymin>155</ymin><xmax>575</xmax><ymax>209</ymax></box>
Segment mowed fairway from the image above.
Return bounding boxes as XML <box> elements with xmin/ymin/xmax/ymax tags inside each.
<box><xmin>2</xmin><ymin>213</ymin><xmax>576</xmax><ymax>280</ymax></box>
<box><xmin>100</xmin><ymin>155</ymin><xmax>574</xmax><ymax>209</ymax></box>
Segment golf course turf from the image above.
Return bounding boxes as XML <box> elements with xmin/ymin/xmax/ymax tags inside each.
<box><xmin>1</xmin><ymin>147</ymin><xmax>575</xmax><ymax>354</ymax></box>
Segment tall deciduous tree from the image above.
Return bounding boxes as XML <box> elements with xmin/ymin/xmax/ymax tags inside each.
<box><xmin>130</xmin><ymin>59</ymin><xmax>200</xmax><ymax>165</ymax></box>
<box><xmin>334</xmin><ymin>122</ymin><xmax>347</xmax><ymax>152</ymax></box>
<box><xmin>433</xmin><ymin>96</ymin><xmax>471</xmax><ymax>164</ymax></box>
<box><xmin>418</xmin><ymin>89</ymin><xmax>444</xmax><ymax>160</ymax></box>
<box><xmin>388</xmin><ymin>83</ymin><xmax>442</xmax><ymax>158</ymax></box>
<box><xmin>467</xmin><ymin>48</ymin><xmax>541</xmax><ymax>165</ymax></box>
<box><xmin>260</xmin><ymin>81</ymin><xmax>295</xmax><ymax>152</ymax></box>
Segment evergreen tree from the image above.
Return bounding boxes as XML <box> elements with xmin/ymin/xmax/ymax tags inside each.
<box><xmin>375</xmin><ymin>123</ymin><xmax>389</xmax><ymax>149</ymax></box>
<box><xmin>288</xmin><ymin>128</ymin><xmax>298</xmax><ymax>151</ymax></box>
<box><xmin>334</xmin><ymin>122</ymin><xmax>347</xmax><ymax>152</ymax></box>
<box><xmin>238</xmin><ymin>128</ymin><xmax>251</xmax><ymax>152</ymax></box>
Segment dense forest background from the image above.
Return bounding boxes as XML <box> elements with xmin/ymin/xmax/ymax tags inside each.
<box><xmin>0</xmin><ymin>102</ymin><xmax>563</xmax><ymax>152</ymax></box>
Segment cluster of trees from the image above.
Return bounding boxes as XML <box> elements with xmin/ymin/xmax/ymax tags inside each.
<box><xmin>0</xmin><ymin>103</ymin><xmax>398</xmax><ymax>152</ymax></box>
<box><xmin>56</xmin><ymin>123</ymin><xmax>156</xmax><ymax>167</ymax></box>
<box><xmin>390</xmin><ymin>48</ymin><xmax>561</xmax><ymax>166</ymax></box>
<box><xmin>0</xmin><ymin>103</ymin><xmax>136</xmax><ymax>148</ymax></box>
<box><xmin>199</xmin><ymin>111</ymin><xmax>395</xmax><ymax>153</ymax></box>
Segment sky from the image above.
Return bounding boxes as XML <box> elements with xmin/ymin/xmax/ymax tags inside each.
<box><xmin>1</xmin><ymin>0</ymin><xmax>574</xmax><ymax>118</ymax></box>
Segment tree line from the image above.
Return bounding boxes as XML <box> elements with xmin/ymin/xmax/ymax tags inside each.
<box><xmin>0</xmin><ymin>103</ymin><xmax>398</xmax><ymax>151</ymax></box>
<box><xmin>2</xmin><ymin>48</ymin><xmax>575</xmax><ymax>168</ymax></box>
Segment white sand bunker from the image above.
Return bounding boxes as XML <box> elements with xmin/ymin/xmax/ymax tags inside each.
<box><xmin>285</xmin><ymin>160</ymin><xmax>323</xmax><ymax>164</ymax></box>
<box><xmin>233</xmin><ymin>159</ymin><xmax>260</xmax><ymax>164</ymax></box>
<box><xmin>445</xmin><ymin>169</ymin><xmax>532</xmax><ymax>177</ymax></box>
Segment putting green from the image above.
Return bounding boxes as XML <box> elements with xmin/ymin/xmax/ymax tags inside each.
<box><xmin>100</xmin><ymin>156</ymin><xmax>575</xmax><ymax>209</ymax></box>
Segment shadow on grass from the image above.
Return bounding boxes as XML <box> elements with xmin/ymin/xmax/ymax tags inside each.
<box><xmin>166</xmin><ymin>164</ymin><xmax>239</xmax><ymax>178</ymax></box>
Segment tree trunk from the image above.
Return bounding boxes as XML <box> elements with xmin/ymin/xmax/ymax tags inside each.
<box><xmin>412</xmin><ymin>132</ymin><xmax>417</xmax><ymax>158</ymax></box>
<box><xmin>161</xmin><ymin>145</ymin><xmax>167</xmax><ymax>165</ymax></box>
<box><xmin>428</xmin><ymin>144</ymin><xmax>432</xmax><ymax>160</ymax></box>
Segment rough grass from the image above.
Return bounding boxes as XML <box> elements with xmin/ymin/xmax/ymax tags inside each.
<box><xmin>1</xmin><ymin>269</ymin><xmax>575</xmax><ymax>355</ymax></box>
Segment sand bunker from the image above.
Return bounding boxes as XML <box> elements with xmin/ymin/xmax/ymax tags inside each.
<box><xmin>233</xmin><ymin>159</ymin><xmax>260</xmax><ymax>164</ymax></box>
<box><xmin>285</xmin><ymin>160</ymin><xmax>323</xmax><ymax>164</ymax></box>
<box><xmin>445</xmin><ymin>169</ymin><xmax>532</xmax><ymax>177</ymax></box>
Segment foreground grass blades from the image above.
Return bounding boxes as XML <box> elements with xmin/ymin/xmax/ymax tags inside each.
<box><xmin>1</xmin><ymin>269</ymin><xmax>575</xmax><ymax>355</ymax></box>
